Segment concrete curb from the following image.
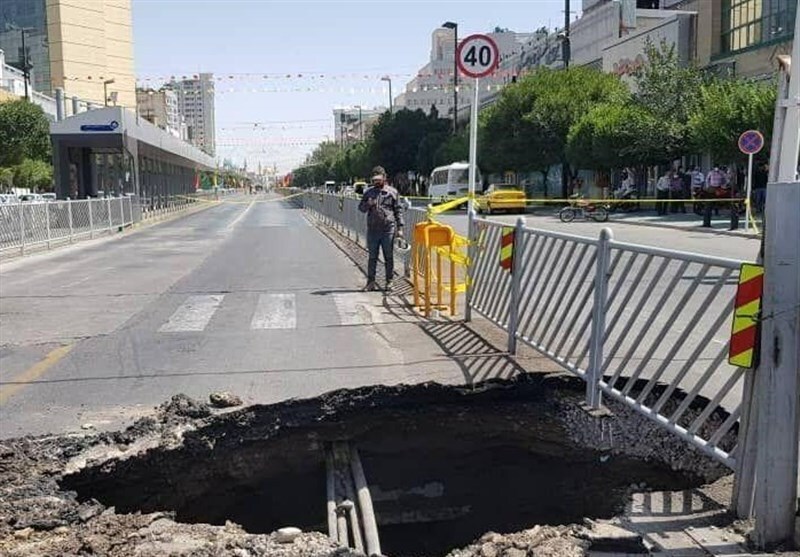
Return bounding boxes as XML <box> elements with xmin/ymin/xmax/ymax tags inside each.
<box><xmin>607</xmin><ymin>216</ymin><xmax>762</xmax><ymax>240</ymax></box>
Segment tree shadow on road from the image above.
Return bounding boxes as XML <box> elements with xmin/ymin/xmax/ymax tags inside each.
<box><xmin>309</xmin><ymin>212</ymin><xmax>528</xmax><ymax>385</ymax></box>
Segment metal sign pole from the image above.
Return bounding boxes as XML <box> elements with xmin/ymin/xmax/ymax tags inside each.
<box><xmin>468</xmin><ymin>77</ymin><xmax>479</xmax><ymax>213</ymax></box>
<box><xmin>746</xmin><ymin>152</ymin><xmax>753</xmax><ymax>232</ymax></box>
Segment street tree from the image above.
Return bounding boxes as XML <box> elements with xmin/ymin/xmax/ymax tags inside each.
<box><xmin>432</xmin><ymin>131</ymin><xmax>469</xmax><ymax>168</ymax></box>
<box><xmin>0</xmin><ymin>99</ymin><xmax>52</xmax><ymax>167</ymax></box>
<box><xmin>528</xmin><ymin>67</ymin><xmax>628</xmax><ymax>195</ymax></box>
<box><xmin>370</xmin><ymin>109</ymin><xmax>435</xmax><ymax>175</ymax></box>
<box><xmin>567</xmin><ymin>102</ymin><xmax>683</xmax><ymax>170</ymax></box>
<box><xmin>480</xmin><ymin>75</ymin><xmax>561</xmax><ymax>194</ymax></box>
<box><xmin>13</xmin><ymin>158</ymin><xmax>53</xmax><ymax>191</ymax></box>
<box><xmin>633</xmin><ymin>39</ymin><xmax>705</xmax><ymax>124</ymax></box>
<box><xmin>688</xmin><ymin>77</ymin><xmax>776</xmax><ymax>164</ymax></box>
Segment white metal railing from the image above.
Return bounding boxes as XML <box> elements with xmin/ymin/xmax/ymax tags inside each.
<box><xmin>471</xmin><ymin>215</ymin><xmax>748</xmax><ymax>469</ymax></box>
<box><xmin>303</xmin><ymin>190</ymin><xmax>750</xmax><ymax>471</ymax></box>
<box><xmin>0</xmin><ymin>192</ymin><xmax>219</xmax><ymax>257</ymax></box>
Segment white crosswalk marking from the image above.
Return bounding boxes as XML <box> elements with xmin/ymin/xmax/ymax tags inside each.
<box><xmin>333</xmin><ymin>293</ymin><xmax>376</xmax><ymax>326</ymax></box>
<box><xmin>159</xmin><ymin>294</ymin><xmax>224</xmax><ymax>332</ymax></box>
<box><xmin>251</xmin><ymin>293</ymin><xmax>297</xmax><ymax>329</ymax></box>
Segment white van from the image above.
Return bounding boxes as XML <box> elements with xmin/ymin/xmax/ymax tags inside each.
<box><xmin>428</xmin><ymin>162</ymin><xmax>481</xmax><ymax>200</ymax></box>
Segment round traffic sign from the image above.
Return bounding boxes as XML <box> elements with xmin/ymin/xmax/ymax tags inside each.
<box><xmin>738</xmin><ymin>130</ymin><xmax>764</xmax><ymax>155</ymax></box>
<box><xmin>457</xmin><ymin>34</ymin><xmax>500</xmax><ymax>79</ymax></box>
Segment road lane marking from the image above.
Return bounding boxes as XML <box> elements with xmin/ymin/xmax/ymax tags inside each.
<box><xmin>0</xmin><ymin>344</ymin><xmax>74</xmax><ymax>405</ymax></box>
<box><xmin>226</xmin><ymin>200</ymin><xmax>255</xmax><ymax>231</ymax></box>
<box><xmin>250</xmin><ymin>293</ymin><xmax>296</xmax><ymax>329</ymax></box>
<box><xmin>159</xmin><ymin>294</ymin><xmax>224</xmax><ymax>332</ymax></box>
<box><xmin>333</xmin><ymin>293</ymin><xmax>374</xmax><ymax>326</ymax></box>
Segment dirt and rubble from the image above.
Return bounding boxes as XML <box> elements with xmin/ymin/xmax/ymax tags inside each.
<box><xmin>0</xmin><ymin>374</ymin><xmax>762</xmax><ymax>556</ymax></box>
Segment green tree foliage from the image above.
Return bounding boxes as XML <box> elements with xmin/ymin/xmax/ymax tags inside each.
<box><xmin>567</xmin><ymin>103</ymin><xmax>683</xmax><ymax>169</ymax></box>
<box><xmin>479</xmin><ymin>75</ymin><xmax>560</xmax><ymax>178</ymax></box>
<box><xmin>433</xmin><ymin>131</ymin><xmax>469</xmax><ymax>167</ymax></box>
<box><xmin>633</xmin><ymin>39</ymin><xmax>705</xmax><ymax>124</ymax></box>
<box><xmin>13</xmin><ymin>158</ymin><xmax>53</xmax><ymax>191</ymax></box>
<box><xmin>528</xmin><ymin>67</ymin><xmax>628</xmax><ymax>165</ymax></box>
<box><xmin>0</xmin><ymin>100</ymin><xmax>52</xmax><ymax>166</ymax></box>
<box><xmin>370</xmin><ymin>109</ymin><xmax>442</xmax><ymax>175</ymax></box>
<box><xmin>689</xmin><ymin>78</ymin><xmax>776</xmax><ymax>164</ymax></box>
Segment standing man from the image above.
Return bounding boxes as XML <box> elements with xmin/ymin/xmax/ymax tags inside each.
<box><xmin>655</xmin><ymin>169</ymin><xmax>671</xmax><ymax>215</ymax></box>
<box><xmin>359</xmin><ymin>166</ymin><xmax>404</xmax><ymax>292</ymax></box>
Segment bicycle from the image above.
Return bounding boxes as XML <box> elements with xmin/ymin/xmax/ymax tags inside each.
<box><xmin>558</xmin><ymin>195</ymin><xmax>610</xmax><ymax>223</ymax></box>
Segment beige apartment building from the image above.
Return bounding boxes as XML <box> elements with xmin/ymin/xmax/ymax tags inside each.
<box><xmin>0</xmin><ymin>0</ymin><xmax>135</xmax><ymax>108</ymax></box>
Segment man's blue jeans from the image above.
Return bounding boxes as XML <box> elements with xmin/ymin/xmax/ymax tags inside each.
<box><xmin>367</xmin><ymin>230</ymin><xmax>394</xmax><ymax>284</ymax></box>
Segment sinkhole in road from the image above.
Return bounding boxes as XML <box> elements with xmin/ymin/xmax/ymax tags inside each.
<box><xmin>62</xmin><ymin>377</ymin><xmax>716</xmax><ymax>557</ymax></box>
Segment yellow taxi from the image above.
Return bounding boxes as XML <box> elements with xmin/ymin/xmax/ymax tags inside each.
<box><xmin>478</xmin><ymin>184</ymin><xmax>526</xmax><ymax>214</ymax></box>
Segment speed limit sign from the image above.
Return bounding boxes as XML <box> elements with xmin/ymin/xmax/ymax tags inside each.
<box><xmin>457</xmin><ymin>34</ymin><xmax>500</xmax><ymax>78</ymax></box>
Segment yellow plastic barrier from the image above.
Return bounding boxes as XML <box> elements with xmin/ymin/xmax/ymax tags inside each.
<box><xmin>411</xmin><ymin>217</ymin><xmax>469</xmax><ymax>318</ymax></box>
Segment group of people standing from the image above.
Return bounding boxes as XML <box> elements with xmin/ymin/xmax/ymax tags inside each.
<box><xmin>654</xmin><ymin>166</ymin><xmax>735</xmax><ymax>216</ymax></box>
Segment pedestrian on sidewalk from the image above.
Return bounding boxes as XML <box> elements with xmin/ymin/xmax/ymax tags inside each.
<box><xmin>690</xmin><ymin>166</ymin><xmax>705</xmax><ymax>214</ymax></box>
<box><xmin>705</xmin><ymin>166</ymin><xmax>727</xmax><ymax>216</ymax></box>
<box><xmin>656</xmin><ymin>170</ymin><xmax>671</xmax><ymax>215</ymax></box>
<box><xmin>358</xmin><ymin>166</ymin><xmax>405</xmax><ymax>293</ymax></box>
<box><xmin>670</xmin><ymin>169</ymin><xmax>685</xmax><ymax>214</ymax></box>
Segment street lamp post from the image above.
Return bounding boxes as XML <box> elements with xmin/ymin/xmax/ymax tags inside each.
<box><xmin>103</xmin><ymin>78</ymin><xmax>115</xmax><ymax>107</ymax></box>
<box><xmin>563</xmin><ymin>0</ymin><xmax>572</xmax><ymax>68</ymax></box>
<box><xmin>442</xmin><ymin>21</ymin><xmax>458</xmax><ymax>135</ymax></box>
<box><xmin>381</xmin><ymin>76</ymin><xmax>393</xmax><ymax>113</ymax></box>
<box><xmin>17</xmin><ymin>27</ymin><xmax>33</xmax><ymax>101</ymax></box>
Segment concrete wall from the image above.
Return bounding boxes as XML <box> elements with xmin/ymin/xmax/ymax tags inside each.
<box><xmin>46</xmin><ymin>0</ymin><xmax>136</xmax><ymax>109</ymax></box>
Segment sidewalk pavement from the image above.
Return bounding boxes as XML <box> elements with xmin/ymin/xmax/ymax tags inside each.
<box><xmin>608</xmin><ymin>211</ymin><xmax>762</xmax><ymax>240</ymax></box>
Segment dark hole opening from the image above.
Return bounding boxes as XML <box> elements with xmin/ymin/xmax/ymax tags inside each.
<box><xmin>61</xmin><ymin>384</ymin><xmax>707</xmax><ymax>556</ymax></box>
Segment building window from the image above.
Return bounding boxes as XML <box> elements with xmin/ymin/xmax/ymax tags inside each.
<box><xmin>721</xmin><ymin>0</ymin><xmax>796</xmax><ymax>54</ymax></box>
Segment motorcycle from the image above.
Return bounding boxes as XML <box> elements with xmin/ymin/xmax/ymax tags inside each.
<box><xmin>558</xmin><ymin>195</ymin><xmax>610</xmax><ymax>223</ymax></box>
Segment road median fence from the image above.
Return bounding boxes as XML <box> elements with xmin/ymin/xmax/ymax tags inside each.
<box><xmin>0</xmin><ymin>191</ymin><xmax>228</xmax><ymax>258</ymax></box>
<box><xmin>302</xmin><ymin>190</ymin><xmax>753</xmax><ymax>475</ymax></box>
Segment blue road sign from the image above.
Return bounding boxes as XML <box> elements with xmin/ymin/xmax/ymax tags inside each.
<box><xmin>738</xmin><ymin>130</ymin><xmax>764</xmax><ymax>155</ymax></box>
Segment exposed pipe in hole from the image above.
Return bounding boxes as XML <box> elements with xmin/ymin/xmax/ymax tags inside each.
<box><xmin>325</xmin><ymin>449</ymin><xmax>337</xmax><ymax>541</ymax></box>
<box><xmin>336</xmin><ymin>442</ymin><xmax>365</xmax><ymax>553</ymax></box>
<box><xmin>351</xmin><ymin>445</ymin><xmax>382</xmax><ymax>556</ymax></box>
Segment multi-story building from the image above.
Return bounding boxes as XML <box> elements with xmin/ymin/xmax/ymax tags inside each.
<box><xmin>0</xmin><ymin>48</ymin><xmax>58</xmax><ymax>119</ymax></box>
<box><xmin>0</xmin><ymin>0</ymin><xmax>136</xmax><ymax>108</ymax></box>
<box><xmin>397</xmin><ymin>28</ymin><xmax>534</xmax><ymax>117</ymax></box>
<box><xmin>665</xmin><ymin>0</ymin><xmax>795</xmax><ymax>78</ymax></box>
<box><xmin>579</xmin><ymin>0</ymin><xmax>794</xmax><ymax>78</ymax></box>
<box><xmin>169</xmin><ymin>73</ymin><xmax>216</xmax><ymax>156</ymax></box>
<box><xmin>136</xmin><ymin>87</ymin><xmax>182</xmax><ymax>137</ymax></box>
<box><xmin>333</xmin><ymin>106</ymin><xmax>386</xmax><ymax>146</ymax></box>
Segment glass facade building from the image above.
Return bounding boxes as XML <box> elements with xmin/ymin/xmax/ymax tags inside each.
<box><xmin>721</xmin><ymin>0</ymin><xmax>797</xmax><ymax>53</ymax></box>
<box><xmin>0</xmin><ymin>0</ymin><xmax>51</xmax><ymax>94</ymax></box>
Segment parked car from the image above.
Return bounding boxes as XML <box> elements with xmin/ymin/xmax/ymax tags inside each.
<box><xmin>0</xmin><ymin>194</ymin><xmax>18</xmax><ymax>204</ymax></box>
<box><xmin>19</xmin><ymin>193</ymin><xmax>44</xmax><ymax>203</ymax></box>
<box><xmin>41</xmin><ymin>193</ymin><xmax>57</xmax><ymax>202</ymax></box>
<box><xmin>477</xmin><ymin>184</ymin><xmax>526</xmax><ymax>214</ymax></box>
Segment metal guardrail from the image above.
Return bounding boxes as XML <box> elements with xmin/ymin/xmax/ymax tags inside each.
<box><xmin>471</xmin><ymin>216</ymin><xmax>747</xmax><ymax>468</ymax></box>
<box><xmin>300</xmin><ymin>191</ymin><xmax>428</xmax><ymax>277</ymax></box>
<box><xmin>301</xmin><ymin>191</ymin><xmax>748</xmax><ymax>469</ymax></box>
<box><xmin>0</xmin><ymin>192</ymin><xmax>220</xmax><ymax>257</ymax></box>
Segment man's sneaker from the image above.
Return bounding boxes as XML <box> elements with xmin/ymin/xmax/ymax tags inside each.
<box><xmin>362</xmin><ymin>281</ymin><xmax>378</xmax><ymax>292</ymax></box>
<box><xmin>384</xmin><ymin>280</ymin><xmax>394</xmax><ymax>293</ymax></box>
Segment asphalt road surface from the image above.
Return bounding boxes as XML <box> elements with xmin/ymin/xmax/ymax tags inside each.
<box><xmin>0</xmin><ymin>194</ymin><xmax>474</xmax><ymax>437</ymax></box>
<box><xmin>1</xmin><ymin>195</ymin><xmax>755</xmax><ymax>439</ymax></box>
<box><xmin>435</xmin><ymin>212</ymin><xmax>759</xmax><ymax>261</ymax></box>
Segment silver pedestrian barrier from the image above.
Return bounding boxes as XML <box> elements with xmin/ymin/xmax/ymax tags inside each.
<box><xmin>300</xmin><ymin>191</ymin><xmax>748</xmax><ymax>469</ymax></box>
<box><xmin>0</xmin><ymin>192</ymin><xmax>218</xmax><ymax>257</ymax></box>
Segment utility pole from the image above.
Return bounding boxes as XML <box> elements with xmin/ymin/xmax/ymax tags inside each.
<box><xmin>750</xmin><ymin>5</ymin><xmax>800</xmax><ymax>547</ymax></box>
<box><xmin>442</xmin><ymin>21</ymin><xmax>458</xmax><ymax>135</ymax></box>
<box><xmin>20</xmin><ymin>28</ymin><xmax>30</xmax><ymax>101</ymax></box>
<box><xmin>563</xmin><ymin>0</ymin><xmax>571</xmax><ymax>69</ymax></box>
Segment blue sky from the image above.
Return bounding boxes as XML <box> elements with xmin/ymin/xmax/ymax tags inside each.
<box><xmin>133</xmin><ymin>0</ymin><xmax>567</xmax><ymax>172</ymax></box>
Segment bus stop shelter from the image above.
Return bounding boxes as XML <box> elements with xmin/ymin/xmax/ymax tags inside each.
<box><xmin>50</xmin><ymin>107</ymin><xmax>215</xmax><ymax>206</ymax></box>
